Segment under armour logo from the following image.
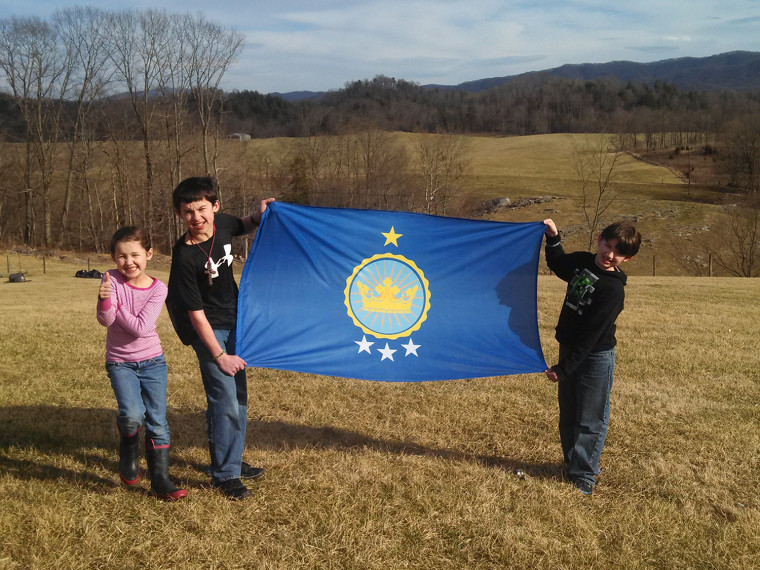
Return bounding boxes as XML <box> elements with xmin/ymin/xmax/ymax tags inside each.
<box><xmin>206</xmin><ymin>244</ymin><xmax>235</xmax><ymax>280</ymax></box>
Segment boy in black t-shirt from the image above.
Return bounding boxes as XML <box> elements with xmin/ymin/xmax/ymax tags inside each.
<box><xmin>167</xmin><ymin>176</ymin><xmax>274</xmax><ymax>500</ymax></box>
<box><xmin>543</xmin><ymin>218</ymin><xmax>641</xmax><ymax>496</ymax></box>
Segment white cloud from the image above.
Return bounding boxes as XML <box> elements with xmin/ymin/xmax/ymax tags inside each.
<box><xmin>0</xmin><ymin>0</ymin><xmax>757</xmax><ymax>92</ymax></box>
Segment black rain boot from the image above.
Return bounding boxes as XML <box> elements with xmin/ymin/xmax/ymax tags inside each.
<box><xmin>145</xmin><ymin>438</ymin><xmax>187</xmax><ymax>501</ymax></box>
<box><xmin>118</xmin><ymin>426</ymin><xmax>140</xmax><ymax>486</ymax></box>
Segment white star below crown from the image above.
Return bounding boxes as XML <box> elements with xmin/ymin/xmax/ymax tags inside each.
<box><xmin>355</xmin><ymin>335</ymin><xmax>374</xmax><ymax>354</ymax></box>
<box><xmin>401</xmin><ymin>338</ymin><xmax>420</xmax><ymax>356</ymax></box>
<box><xmin>378</xmin><ymin>343</ymin><xmax>397</xmax><ymax>361</ymax></box>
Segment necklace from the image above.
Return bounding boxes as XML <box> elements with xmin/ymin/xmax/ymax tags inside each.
<box><xmin>189</xmin><ymin>225</ymin><xmax>216</xmax><ymax>286</ymax></box>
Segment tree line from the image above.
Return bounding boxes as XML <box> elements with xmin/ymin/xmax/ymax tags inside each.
<box><xmin>227</xmin><ymin>74</ymin><xmax>758</xmax><ymax>143</ymax></box>
<box><xmin>225</xmin><ymin>75</ymin><xmax>760</xmax><ymax>197</ymax></box>
<box><xmin>0</xmin><ymin>7</ymin><xmax>243</xmax><ymax>252</ymax></box>
<box><xmin>0</xmin><ymin>7</ymin><xmax>758</xmax><ymax>258</ymax></box>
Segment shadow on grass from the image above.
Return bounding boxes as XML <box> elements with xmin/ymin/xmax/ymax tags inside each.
<box><xmin>0</xmin><ymin>405</ymin><xmax>563</xmax><ymax>488</ymax></box>
<box><xmin>251</xmin><ymin>420</ymin><xmax>564</xmax><ymax>481</ymax></box>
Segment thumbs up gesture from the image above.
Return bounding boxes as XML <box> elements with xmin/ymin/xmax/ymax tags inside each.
<box><xmin>99</xmin><ymin>272</ymin><xmax>112</xmax><ymax>300</ymax></box>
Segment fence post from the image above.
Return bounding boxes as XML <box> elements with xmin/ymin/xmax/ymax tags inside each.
<box><xmin>43</xmin><ymin>255</ymin><xmax>46</xmax><ymax>274</ymax></box>
<box><xmin>652</xmin><ymin>254</ymin><xmax>656</xmax><ymax>276</ymax></box>
<box><xmin>708</xmin><ymin>254</ymin><xmax>712</xmax><ymax>277</ymax></box>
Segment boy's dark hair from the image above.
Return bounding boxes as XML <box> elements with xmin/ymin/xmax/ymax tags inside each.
<box><xmin>600</xmin><ymin>221</ymin><xmax>641</xmax><ymax>257</ymax></box>
<box><xmin>172</xmin><ymin>176</ymin><xmax>219</xmax><ymax>211</ymax></box>
<box><xmin>110</xmin><ymin>226</ymin><xmax>152</xmax><ymax>255</ymax></box>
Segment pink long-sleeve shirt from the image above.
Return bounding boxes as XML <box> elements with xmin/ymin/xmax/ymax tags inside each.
<box><xmin>96</xmin><ymin>269</ymin><xmax>168</xmax><ymax>362</ymax></box>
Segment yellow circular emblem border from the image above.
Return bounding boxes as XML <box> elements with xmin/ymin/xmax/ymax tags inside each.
<box><xmin>344</xmin><ymin>253</ymin><xmax>431</xmax><ymax>340</ymax></box>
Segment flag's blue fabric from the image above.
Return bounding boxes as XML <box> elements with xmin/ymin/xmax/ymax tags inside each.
<box><xmin>237</xmin><ymin>202</ymin><xmax>547</xmax><ymax>381</ymax></box>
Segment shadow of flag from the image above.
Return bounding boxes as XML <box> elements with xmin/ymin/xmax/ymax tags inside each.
<box><xmin>237</xmin><ymin>202</ymin><xmax>547</xmax><ymax>381</ymax></box>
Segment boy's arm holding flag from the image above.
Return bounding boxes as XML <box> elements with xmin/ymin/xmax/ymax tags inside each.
<box><xmin>188</xmin><ymin>310</ymin><xmax>247</xmax><ymax>376</ymax></box>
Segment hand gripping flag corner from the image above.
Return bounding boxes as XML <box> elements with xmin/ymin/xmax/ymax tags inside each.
<box><xmin>236</xmin><ymin>202</ymin><xmax>547</xmax><ymax>381</ymax></box>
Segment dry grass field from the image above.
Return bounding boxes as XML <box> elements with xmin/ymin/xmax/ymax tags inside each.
<box><xmin>1</xmin><ymin>133</ymin><xmax>757</xmax><ymax>568</ymax></box>
<box><xmin>1</xmin><ymin>251</ymin><xmax>758</xmax><ymax>569</ymax></box>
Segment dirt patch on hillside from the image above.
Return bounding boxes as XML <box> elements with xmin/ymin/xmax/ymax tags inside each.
<box><xmin>478</xmin><ymin>195</ymin><xmax>558</xmax><ymax>215</ymax></box>
<box><xmin>633</xmin><ymin>146</ymin><xmax>726</xmax><ymax>188</ymax></box>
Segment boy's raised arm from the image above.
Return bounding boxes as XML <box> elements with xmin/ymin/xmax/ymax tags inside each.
<box><xmin>242</xmin><ymin>198</ymin><xmax>276</xmax><ymax>233</ymax></box>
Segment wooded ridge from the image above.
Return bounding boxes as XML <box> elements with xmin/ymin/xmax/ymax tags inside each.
<box><xmin>0</xmin><ymin>7</ymin><xmax>757</xmax><ymax>273</ymax></box>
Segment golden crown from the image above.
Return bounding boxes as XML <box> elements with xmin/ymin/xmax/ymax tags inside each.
<box><xmin>357</xmin><ymin>278</ymin><xmax>418</xmax><ymax>314</ymax></box>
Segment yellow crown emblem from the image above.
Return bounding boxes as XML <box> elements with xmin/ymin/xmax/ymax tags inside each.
<box><xmin>357</xmin><ymin>278</ymin><xmax>418</xmax><ymax>314</ymax></box>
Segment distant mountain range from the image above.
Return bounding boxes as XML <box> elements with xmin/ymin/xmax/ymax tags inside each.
<box><xmin>274</xmin><ymin>51</ymin><xmax>760</xmax><ymax>102</ymax></box>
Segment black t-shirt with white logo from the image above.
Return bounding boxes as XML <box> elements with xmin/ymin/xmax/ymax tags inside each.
<box><xmin>167</xmin><ymin>212</ymin><xmax>245</xmax><ymax>343</ymax></box>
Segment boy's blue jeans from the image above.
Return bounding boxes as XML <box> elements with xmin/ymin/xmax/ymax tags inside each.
<box><xmin>557</xmin><ymin>346</ymin><xmax>615</xmax><ymax>487</ymax></box>
<box><xmin>106</xmin><ymin>354</ymin><xmax>170</xmax><ymax>445</ymax></box>
<box><xmin>192</xmin><ymin>328</ymin><xmax>247</xmax><ymax>482</ymax></box>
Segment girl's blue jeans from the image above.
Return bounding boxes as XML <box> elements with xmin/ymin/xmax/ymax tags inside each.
<box><xmin>106</xmin><ymin>354</ymin><xmax>170</xmax><ymax>445</ymax></box>
<box><xmin>557</xmin><ymin>346</ymin><xmax>615</xmax><ymax>486</ymax></box>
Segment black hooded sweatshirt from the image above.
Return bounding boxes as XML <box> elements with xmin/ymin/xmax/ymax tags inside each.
<box><xmin>545</xmin><ymin>233</ymin><xmax>627</xmax><ymax>381</ymax></box>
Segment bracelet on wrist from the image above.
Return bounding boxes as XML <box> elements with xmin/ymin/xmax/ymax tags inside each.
<box><xmin>213</xmin><ymin>350</ymin><xmax>226</xmax><ymax>360</ymax></box>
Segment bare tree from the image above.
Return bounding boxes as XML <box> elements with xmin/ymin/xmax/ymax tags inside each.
<box><xmin>0</xmin><ymin>16</ymin><xmax>72</xmax><ymax>247</ymax></box>
<box><xmin>356</xmin><ymin>127</ymin><xmax>408</xmax><ymax>210</ymax></box>
<box><xmin>54</xmin><ymin>6</ymin><xmax>113</xmax><ymax>249</ymax></box>
<box><xmin>0</xmin><ymin>138</ymin><xmax>8</xmax><ymax>239</ymax></box>
<box><xmin>335</xmin><ymin>133</ymin><xmax>362</xmax><ymax>207</ymax></box>
<box><xmin>101</xmin><ymin>110</ymin><xmax>136</xmax><ymax>229</ymax></box>
<box><xmin>571</xmin><ymin>133</ymin><xmax>624</xmax><ymax>250</ymax></box>
<box><xmin>290</xmin><ymin>135</ymin><xmax>330</xmax><ymax>205</ymax></box>
<box><xmin>416</xmin><ymin>133</ymin><xmax>470</xmax><ymax>215</ymax></box>
<box><xmin>105</xmin><ymin>9</ymin><xmax>168</xmax><ymax>238</ymax></box>
<box><xmin>185</xmin><ymin>14</ymin><xmax>244</xmax><ymax>180</ymax></box>
<box><xmin>153</xmin><ymin>12</ymin><xmax>195</xmax><ymax>245</ymax></box>
<box><xmin>708</xmin><ymin>194</ymin><xmax>760</xmax><ymax>277</ymax></box>
<box><xmin>721</xmin><ymin>117</ymin><xmax>760</xmax><ymax>194</ymax></box>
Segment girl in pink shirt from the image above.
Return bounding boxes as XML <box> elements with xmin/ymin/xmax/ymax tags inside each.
<box><xmin>97</xmin><ymin>226</ymin><xmax>186</xmax><ymax>501</ymax></box>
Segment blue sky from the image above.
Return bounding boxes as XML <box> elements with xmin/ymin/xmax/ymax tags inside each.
<box><xmin>2</xmin><ymin>0</ymin><xmax>758</xmax><ymax>94</ymax></box>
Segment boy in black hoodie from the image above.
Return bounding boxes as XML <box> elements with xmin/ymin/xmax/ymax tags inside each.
<box><xmin>543</xmin><ymin>219</ymin><xmax>641</xmax><ymax>495</ymax></box>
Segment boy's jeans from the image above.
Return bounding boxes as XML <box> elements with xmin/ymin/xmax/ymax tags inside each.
<box><xmin>557</xmin><ymin>346</ymin><xmax>615</xmax><ymax>486</ymax></box>
<box><xmin>106</xmin><ymin>354</ymin><xmax>170</xmax><ymax>445</ymax></box>
<box><xmin>192</xmin><ymin>328</ymin><xmax>247</xmax><ymax>482</ymax></box>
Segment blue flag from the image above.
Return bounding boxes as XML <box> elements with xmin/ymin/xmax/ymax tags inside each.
<box><xmin>237</xmin><ymin>202</ymin><xmax>547</xmax><ymax>381</ymax></box>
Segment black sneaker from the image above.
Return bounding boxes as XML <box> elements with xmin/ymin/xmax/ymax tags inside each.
<box><xmin>211</xmin><ymin>477</ymin><xmax>253</xmax><ymax>501</ymax></box>
<box><xmin>572</xmin><ymin>479</ymin><xmax>594</xmax><ymax>495</ymax></box>
<box><xmin>241</xmin><ymin>462</ymin><xmax>265</xmax><ymax>481</ymax></box>
<box><xmin>205</xmin><ymin>462</ymin><xmax>265</xmax><ymax>480</ymax></box>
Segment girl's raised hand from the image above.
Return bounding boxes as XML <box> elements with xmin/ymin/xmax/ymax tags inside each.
<box><xmin>99</xmin><ymin>272</ymin><xmax>112</xmax><ymax>300</ymax></box>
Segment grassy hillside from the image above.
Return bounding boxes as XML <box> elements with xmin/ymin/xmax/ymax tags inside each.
<box><xmin>0</xmin><ymin>253</ymin><xmax>758</xmax><ymax>569</ymax></box>
<box><xmin>408</xmin><ymin>133</ymin><xmax>721</xmax><ymax>277</ymax></box>
<box><xmin>196</xmin><ymin>132</ymin><xmax>721</xmax><ymax>277</ymax></box>
<box><xmin>232</xmin><ymin>132</ymin><xmax>724</xmax><ymax>276</ymax></box>
<box><xmin>5</xmin><ymin>132</ymin><xmax>729</xmax><ymax>276</ymax></box>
